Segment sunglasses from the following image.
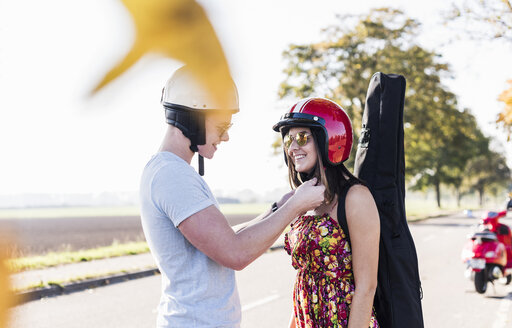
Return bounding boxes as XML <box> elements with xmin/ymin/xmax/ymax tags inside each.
<box><xmin>216</xmin><ymin>122</ymin><xmax>233</xmax><ymax>136</ymax></box>
<box><xmin>283</xmin><ymin>132</ymin><xmax>312</xmax><ymax>149</ymax></box>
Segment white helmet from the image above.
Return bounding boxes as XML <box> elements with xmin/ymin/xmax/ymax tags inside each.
<box><xmin>162</xmin><ymin>66</ymin><xmax>239</xmax><ymax>111</ymax></box>
<box><xmin>161</xmin><ymin>66</ymin><xmax>239</xmax><ymax>175</ymax></box>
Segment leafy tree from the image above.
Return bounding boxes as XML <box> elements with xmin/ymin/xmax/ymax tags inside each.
<box><xmin>444</xmin><ymin>109</ymin><xmax>490</xmax><ymax>206</ymax></box>
<box><xmin>278</xmin><ymin>7</ymin><xmax>487</xmax><ymax>207</ymax></box>
<box><xmin>444</xmin><ymin>0</ymin><xmax>512</xmax><ymax>138</ymax></box>
<box><xmin>405</xmin><ymin>106</ymin><xmax>489</xmax><ymax>207</ymax></box>
<box><xmin>464</xmin><ymin>150</ymin><xmax>511</xmax><ymax>206</ymax></box>
<box><xmin>279</xmin><ymin>8</ymin><xmax>452</xmax><ymax>131</ymax></box>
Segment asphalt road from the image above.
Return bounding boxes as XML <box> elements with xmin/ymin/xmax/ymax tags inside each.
<box><xmin>1</xmin><ymin>214</ymin><xmax>253</xmax><ymax>256</ymax></box>
<box><xmin>8</xmin><ymin>211</ymin><xmax>512</xmax><ymax>327</ymax></box>
<box><xmin>9</xmin><ymin>250</ymin><xmax>296</xmax><ymax>328</ymax></box>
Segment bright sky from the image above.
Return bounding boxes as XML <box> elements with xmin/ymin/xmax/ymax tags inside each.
<box><xmin>1</xmin><ymin>0</ymin><xmax>511</xmax><ymax>200</ymax></box>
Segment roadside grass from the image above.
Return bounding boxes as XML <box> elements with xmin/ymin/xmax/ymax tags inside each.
<box><xmin>7</xmin><ymin>241</ymin><xmax>149</xmax><ymax>273</ymax></box>
<box><xmin>405</xmin><ymin>197</ymin><xmax>503</xmax><ymax>221</ymax></box>
<box><xmin>406</xmin><ymin>200</ymin><xmax>461</xmax><ymax>221</ymax></box>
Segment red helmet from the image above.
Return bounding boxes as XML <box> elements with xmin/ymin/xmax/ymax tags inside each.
<box><xmin>273</xmin><ymin>98</ymin><xmax>353</xmax><ymax>165</ymax></box>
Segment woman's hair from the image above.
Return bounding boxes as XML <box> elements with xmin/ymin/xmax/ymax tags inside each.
<box><xmin>283</xmin><ymin>126</ymin><xmax>362</xmax><ymax>204</ymax></box>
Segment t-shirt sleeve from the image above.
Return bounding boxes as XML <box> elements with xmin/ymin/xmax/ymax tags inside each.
<box><xmin>151</xmin><ymin>163</ymin><xmax>215</xmax><ymax>227</ymax></box>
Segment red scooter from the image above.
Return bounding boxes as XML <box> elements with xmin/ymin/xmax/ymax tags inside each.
<box><xmin>461</xmin><ymin>210</ymin><xmax>512</xmax><ymax>294</ymax></box>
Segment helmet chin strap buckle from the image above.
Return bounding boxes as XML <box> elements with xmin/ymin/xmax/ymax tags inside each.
<box><xmin>198</xmin><ymin>155</ymin><xmax>204</xmax><ymax>176</ymax></box>
<box><xmin>189</xmin><ymin>144</ymin><xmax>205</xmax><ymax>176</ymax></box>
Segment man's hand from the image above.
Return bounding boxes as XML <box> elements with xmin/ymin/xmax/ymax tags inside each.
<box><xmin>288</xmin><ymin>178</ymin><xmax>325</xmax><ymax>216</ymax></box>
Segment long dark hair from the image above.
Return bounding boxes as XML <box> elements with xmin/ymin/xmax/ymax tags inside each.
<box><xmin>283</xmin><ymin>126</ymin><xmax>363</xmax><ymax>204</ymax></box>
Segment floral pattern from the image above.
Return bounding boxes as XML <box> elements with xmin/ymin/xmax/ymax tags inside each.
<box><xmin>284</xmin><ymin>213</ymin><xmax>379</xmax><ymax>328</ymax></box>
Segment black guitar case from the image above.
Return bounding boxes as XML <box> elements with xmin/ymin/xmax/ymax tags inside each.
<box><xmin>339</xmin><ymin>72</ymin><xmax>424</xmax><ymax>327</ymax></box>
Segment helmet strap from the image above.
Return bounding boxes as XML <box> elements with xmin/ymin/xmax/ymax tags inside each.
<box><xmin>299</xmin><ymin>166</ymin><xmax>317</xmax><ymax>183</ymax></box>
<box><xmin>198</xmin><ymin>155</ymin><xmax>204</xmax><ymax>176</ymax></box>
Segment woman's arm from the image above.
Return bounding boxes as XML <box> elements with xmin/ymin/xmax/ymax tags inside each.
<box><xmin>288</xmin><ymin>311</ymin><xmax>296</xmax><ymax>328</ymax></box>
<box><xmin>345</xmin><ymin>185</ymin><xmax>380</xmax><ymax>328</ymax></box>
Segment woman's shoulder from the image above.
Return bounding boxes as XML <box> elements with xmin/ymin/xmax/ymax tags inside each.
<box><xmin>343</xmin><ymin>183</ymin><xmax>379</xmax><ymax>229</ymax></box>
<box><xmin>344</xmin><ymin>183</ymin><xmax>376</xmax><ymax>213</ymax></box>
<box><xmin>345</xmin><ymin>183</ymin><xmax>372</xmax><ymax>200</ymax></box>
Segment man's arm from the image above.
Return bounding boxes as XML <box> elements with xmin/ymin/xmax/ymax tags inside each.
<box><xmin>232</xmin><ymin>190</ymin><xmax>295</xmax><ymax>232</ymax></box>
<box><xmin>178</xmin><ymin>179</ymin><xmax>324</xmax><ymax>270</ymax></box>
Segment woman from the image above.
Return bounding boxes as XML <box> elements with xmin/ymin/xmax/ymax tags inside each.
<box><xmin>273</xmin><ymin>98</ymin><xmax>380</xmax><ymax>328</ymax></box>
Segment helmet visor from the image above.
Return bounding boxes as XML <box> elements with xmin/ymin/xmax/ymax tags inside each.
<box><xmin>273</xmin><ymin>112</ymin><xmax>326</xmax><ymax>132</ymax></box>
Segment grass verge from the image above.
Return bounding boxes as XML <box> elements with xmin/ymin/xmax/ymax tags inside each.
<box><xmin>7</xmin><ymin>241</ymin><xmax>149</xmax><ymax>273</ymax></box>
<box><xmin>405</xmin><ymin>200</ymin><xmax>469</xmax><ymax>222</ymax></box>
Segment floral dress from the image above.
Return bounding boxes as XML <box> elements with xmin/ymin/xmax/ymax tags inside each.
<box><xmin>284</xmin><ymin>213</ymin><xmax>379</xmax><ymax>328</ymax></box>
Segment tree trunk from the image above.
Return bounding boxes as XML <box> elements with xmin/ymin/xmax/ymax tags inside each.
<box><xmin>435</xmin><ymin>181</ymin><xmax>441</xmax><ymax>208</ymax></box>
<box><xmin>456</xmin><ymin>187</ymin><xmax>461</xmax><ymax>208</ymax></box>
<box><xmin>479</xmin><ymin>188</ymin><xmax>484</xmax><ymax>207</ymax></box>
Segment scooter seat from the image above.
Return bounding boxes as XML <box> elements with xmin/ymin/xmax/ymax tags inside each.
<box><xmin>469</xmin><ymin>231</ymin><xmax>498</xmax><ymax>241</ymax></box>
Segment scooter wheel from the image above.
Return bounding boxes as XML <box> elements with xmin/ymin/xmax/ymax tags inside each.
<box><xmin>506</xmin><ymin>274</ymin><xmax>512</xmax><ymax>285</ymax></box>
<box><xmin>475</xmin><ymin>270</ymin><xmax>488</xmax><ymax>294</ymax></box>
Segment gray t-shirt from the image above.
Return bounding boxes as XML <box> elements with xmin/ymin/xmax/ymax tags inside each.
<box><xmin>139</xmin><ymin>151</ymin><xmax>241</xmax><ymax>328</ymax></box>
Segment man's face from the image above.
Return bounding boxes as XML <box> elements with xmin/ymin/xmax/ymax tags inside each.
<box><xmin>197</xmin><ymin>112</ymin><xmax>233</xmax><ymax>159</ymax></box>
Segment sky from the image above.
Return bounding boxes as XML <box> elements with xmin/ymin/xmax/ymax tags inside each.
<box><xmin>1</xmin><ymin>0</ymin><xmax>511</xmax><ymax>202</ymax></box>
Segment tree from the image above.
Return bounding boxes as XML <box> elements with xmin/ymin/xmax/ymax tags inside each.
<box><xmin>278</xmin><ymin>7</ymin><xmax>486</xmax><ymax>207</ymax></box>
<box><xmin>444</xmin><ymin>0</ymin><xmax>512</xmax><ymax>138</ymax></box>
<box><xmin>279</xmin><ymin>8</ymin><xmax>452</xmax><ymax>131</ymax></box>
<box><xmin>464</xmin><ymin>150</ymin><xmax>511</xmax><ymax>206</ymax></box>
<box><xmin>443</xmin><ymin>109</ymin><xmax>490</xmax><ymax>206</ymax></box>
<box><xmin>404</xmin><ymin>105</ymin><xmax>490</xmax><ymax>207</ymax></box>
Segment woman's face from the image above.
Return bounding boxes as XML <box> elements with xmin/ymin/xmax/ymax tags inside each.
<box><xmin>285</xmin><ymin>127</ymin><xmax>318</xmax><ymax>174</ymax></box>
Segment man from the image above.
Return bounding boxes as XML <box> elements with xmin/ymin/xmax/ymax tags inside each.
<box><xmin>139</xmin><ymin>66</ymin><xmax>325</xmax><ymax>327</ymax></box>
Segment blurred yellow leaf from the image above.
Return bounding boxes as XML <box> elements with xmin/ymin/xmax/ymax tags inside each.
<box><xmin>0</xmin><ymin>249</ymin><xmax>12</xmax><ymax>328</ymax></box>
<box><xmin>497</xmin><ymin>79</ymin><xmax>512</xmax><ymax>140</ymax></box>
<box><xmin>497</xmin><ymin>80</ymin><xmax>512</xmax><ymax>122</ymax></box>
<box><xmin>93</xmin><ymin>0</ymin><xmax>234</xmax><ymax>108</ymax></box>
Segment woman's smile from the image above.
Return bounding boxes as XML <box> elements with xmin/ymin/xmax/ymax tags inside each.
<box><xmin>294</xmin><ymin>154</ymin><xmax>306</xmax><ymax>162</ymax></box>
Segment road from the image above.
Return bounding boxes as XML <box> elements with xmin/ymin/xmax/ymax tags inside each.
<box><xmin>8</xmin><ymin>212</ymin><xmax>512</xmax><ymax>327</ymax></box>
<box><xmin>1</xmin><ymin>214</ymin><xmax>252</xmax><ymax>256</ymax></box>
